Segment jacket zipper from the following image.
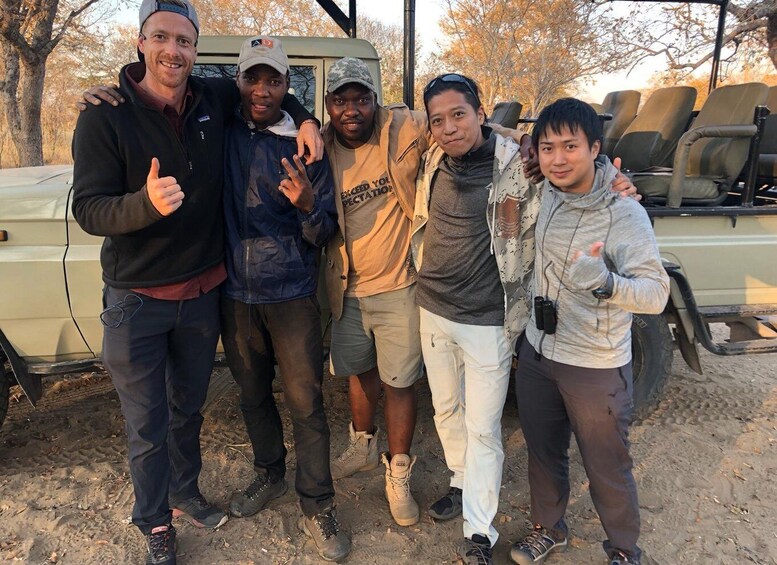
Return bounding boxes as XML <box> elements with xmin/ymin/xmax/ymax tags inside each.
<box><xmin>244</xmin><ymin>127</ymin><xmax>255</xmax><ymax>303</ymax></box>
<box><xmin>177</xmin><ymin>95</ymin><xmax>201</xmax><ymax>172</ymax></box>
<box><xmin>536</xmin><ymin>192</ymin><xmax>564</xmax><ymax>358</ymax></box>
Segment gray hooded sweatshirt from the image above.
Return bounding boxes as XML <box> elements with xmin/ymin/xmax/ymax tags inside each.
<box><xmin>525</xmin><ymin>157</ymin><xmax>670</xmax><ymax>368</ymax></box>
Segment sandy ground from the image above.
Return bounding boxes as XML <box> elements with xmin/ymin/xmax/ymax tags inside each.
<box><xmin>1</xmin><ymin>327</ymin><xmax>776</xmax><ymax>565</ymax></box>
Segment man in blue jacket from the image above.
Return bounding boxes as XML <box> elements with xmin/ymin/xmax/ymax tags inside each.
<box><xmin>217</xmin><ymin>36</ymin><xmax>347</xmax><ymax>562</ymax></box>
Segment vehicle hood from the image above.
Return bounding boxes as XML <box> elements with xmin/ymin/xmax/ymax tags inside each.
<box><xmin>0</xmin><ymin>165</ymin><xmax>74</xmax><ymax>221</ymax></box>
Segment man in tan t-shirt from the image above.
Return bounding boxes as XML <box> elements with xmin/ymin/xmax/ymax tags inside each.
<box><xmin>322</xmin><ymin>57</ymin><xmax>427</xmax><ymax>528</ymax></box>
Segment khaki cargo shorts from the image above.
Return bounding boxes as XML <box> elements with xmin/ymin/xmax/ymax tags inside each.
<box><xmin>329</xmin><ymin>284</ymin><xmax>422</xmax><ymax>388</ymax></box>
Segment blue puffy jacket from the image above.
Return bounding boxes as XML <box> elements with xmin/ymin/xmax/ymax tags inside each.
<box><xmin>223</xmin><ymin>111</ymin><xmax>337</xmax><ymax>304</ymax></box>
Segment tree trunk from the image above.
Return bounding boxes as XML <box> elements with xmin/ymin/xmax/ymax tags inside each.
<box><xmin>0</xmin><ymin>41</ymin><xmax>22</xmax><ymax>166</ymax></box>
<box><xmin>15</xmin><ymin>58</ymin><xmax>46</xmax><ymax>166</ymax></box>
<box><xmin>0</xmin><ymin>40</ymin><xmax>46</xmax><ymax>167</ymax></box>
<box><xmin>768</xmin><ymin>13</ymin><xmax>777</xmax><ymax>72</ymax></box>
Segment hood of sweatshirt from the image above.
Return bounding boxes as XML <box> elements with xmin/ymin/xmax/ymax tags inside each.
<box><xmin>234</xmin><ymin>108</ymin><xmax>299</xmax><ymax>138</ymax></box>
<box><xmin>545</xmin><ymin>155</ymin><xmax>619</xmax><ymax>211</ymax></box>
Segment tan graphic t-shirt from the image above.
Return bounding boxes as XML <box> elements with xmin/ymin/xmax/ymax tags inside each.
<box><xmin>331</xmin><ymin>131</ymin><xmax>415</xmax><ymax>297</ymax></box>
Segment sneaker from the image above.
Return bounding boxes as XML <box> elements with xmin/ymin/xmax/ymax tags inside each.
<box><xmin>298</xmin><ymin>504</ymin><xmax>352</xmax><ymax>562</ymax></box>
<box><xmin>428</xmin><ymin>486</ymin><xmax>463</xmax><ymax>520</ymax></box>
<box><xmin>381</xmin><ymin>452</ymin><xmax>420</xmax><ymax>526</ymax></box>
<box><xmin>459</xmin><ymin>534</ymin><xmax>493</xmax><ymax>565</ymax></box>
<box><xmin>171</xmin><ymin>494</ymin><xmax>228</xmax><ymax>529</ymax></box>
<box><xmin>145</xmin><ymin>524</ymin><xmax>176</xmax><ymax>565</ymax></box>
<box><xmin>609</xmin><ymin>550</ymin><xmax>640</xmax><ymax>564</ymax></box>
<box><xmin>330</xmin><ymin>422</ymin><xmax>380</xmax><ymax>480</ymax></box>
<box><xmin>509</xmin><ymin>524</ymin><xmax>568</xmax><ymax>564</ymax></box>
<box><xmin>229</xmin><ymin>470</ymin><xmax>288</xmax><ymax>518</ymax></box>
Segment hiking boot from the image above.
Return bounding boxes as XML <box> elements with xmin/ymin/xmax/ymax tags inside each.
<box><xmin>170</xmin><ymin>494</ymin><xmax>228</xmax><ymax>529</ymax></box>
<box><xmin>459</xmin><ymin>534</ymin><xmax>493</xmax><ymax>565</ymax></box>
<box><xmin>298</xmin><ymin>504</ymin><xmax>352</xmax><ymax>562</ymax></box>
<box><xmin>428</xmin><ymin>486</ymin><xmax>463</xmax><ymax>520</ymax></box>
<box><xmin>330</xmin><ymin>422</ymin><xmax>380</xmax><ymax>479</ymax></box>
<box><xmin>381</xmin><ymin>452</ymin><xmax>420</xmax><ymax>526</ymax></box>
<box><xmin>229</xmin><ymin>470</ymin><xmax>288</xmax><ymax>518</ymax></box>
<box><xmin>145</xmin><ymin>524</ymin><xmax>176</xmax><ymax>565</ymax></box>
<box><xmin>509</xmin><ymin>524</ymin><xmax>568</xmax><ymax>564</ymax></box>
<box><xmin>609</xmin><ymin>550</ymin><xmax>640</xmax><ymax>564</ymax></box>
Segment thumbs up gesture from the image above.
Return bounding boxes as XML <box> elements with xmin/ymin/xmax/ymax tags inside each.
<box><xmin>572</xmin><ymin>242</ymin><xmax>604</xmax><ymax>262</ymax></box>
<box><xmin>146</xmin><ymin>158</ymin><xmax>184</xmax><ymax>216</ymax></box>
<box><xmin>569</xmin><ymin>242</ymin><xmax>609</xmax><ymax>291</ymax></box>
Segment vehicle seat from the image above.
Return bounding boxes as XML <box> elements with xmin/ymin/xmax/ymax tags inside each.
<box><xmin>613</xmin><ymin>86</ymin><xmax>697</xmax><ymax>172</ymax></box>
<box><xmin>631</xmin><ymin>82</ymin><xmax>769</xmax><ymax>207</ymax></box>
<box><xmin>757</xmin><ymin>86</ymin><xmax>777</xmax><ymax>186</ymax></box>
<box><xmin>490</xmin><ymin>101</ymin><xmax>523</xmax><ymax>129</ymax></box>
<box><xmin>599</xmin><ymin>90</ymin><xmax>641</xmax><ymax>156</ymax></box>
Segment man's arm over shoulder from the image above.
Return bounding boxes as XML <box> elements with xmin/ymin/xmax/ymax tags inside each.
<box><xmin>385</xmin><ymin>103</ymin><xmax>430</xmax><ymax>153</ymax></box>
<box><xmin>489</xmin><ymin>122</ymin><xmax>527</xmax><ymax>141</ymax></box>
<box><xmin>71</xmin><ymin>107</ymin><xmax>163</xmax><ymax>237</ymax></box>
<box><xmin>606</xmin><ymin>202</ymin><xmax>670</xmax><ymax>314</ymax></box>
<box><xmin>408</xmin><ymin>108</ymin><xmax>431</xmax><ymax>153</ymax></box>
<box><xmin>298</xmin><ymin>152</ymin><xmax>338</xmax><ymax>247</ymax></box>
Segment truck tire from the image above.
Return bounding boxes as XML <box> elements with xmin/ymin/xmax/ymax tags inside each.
<box><xmin>0</xmin><ymin>354</ymin><xmax>10</xmax><ymax>430</ymax></box>
<box><xmin>631</xmin><ymin>313</ymin><xmax>673</xmax><ymax>419</ymax></box>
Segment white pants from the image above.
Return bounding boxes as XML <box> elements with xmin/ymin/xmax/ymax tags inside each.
<box><xmin>419</xmin><ymin>307</ymin><xmax>512</xmax><ymax>546</ymax></box>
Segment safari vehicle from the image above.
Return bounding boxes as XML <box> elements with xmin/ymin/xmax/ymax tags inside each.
<box><xmin>618</xmin><ymin>83</ymin><xmax>777</xmax><ymax>417</ymax></box>
<box><xmin>0</xmin><ymin>35</ymin><xmax>381</xmax><ymax>429</ymax></box>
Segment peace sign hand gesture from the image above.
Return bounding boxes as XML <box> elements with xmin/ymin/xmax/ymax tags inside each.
<box><xmin>279</xmin><ymin>154</ymin><xmax>315</xmax><ymax>214</ymax></box>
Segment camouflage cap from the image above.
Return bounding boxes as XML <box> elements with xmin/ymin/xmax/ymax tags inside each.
<box><xmin>327</xmin><ymin>57</ymin><xmax>376</xmax><ymax>94</ymax></box>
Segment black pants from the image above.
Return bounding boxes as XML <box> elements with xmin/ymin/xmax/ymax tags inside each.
<box><xmin>515</xmin><ymin>340</ymin><xmax>641</xmax><ymax>560</ymax></box>
<box><xmin>102</xmin><ymin>285</ymin><xmax>220</xmax><ymax>534</ymax></box>
<box><xmin>220</xmin><ymin>295</ymin><xmax>334</xmax><ymax>517</ymax></box>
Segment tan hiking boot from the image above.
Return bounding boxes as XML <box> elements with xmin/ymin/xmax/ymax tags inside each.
<box><xmin>330</xmin><ymin>422</ymin><xmax>380</xmax><ymax>480</ymax></box>
<box><xmin>381</xmin><ymin>452</ymin><xmax>420</xmax><ymax>526</ymax></box>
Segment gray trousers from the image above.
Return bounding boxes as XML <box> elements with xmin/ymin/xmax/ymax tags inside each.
<box><xmin>515</xmin><ymin>339</ymin><xmax>641</xmax><ymax>560</ymax></box>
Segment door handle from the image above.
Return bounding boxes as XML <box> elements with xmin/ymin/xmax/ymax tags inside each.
<box><xmin>0</xmin><ymin>230</ymin><xmax>7</xmax><ymax>242</ymax></box>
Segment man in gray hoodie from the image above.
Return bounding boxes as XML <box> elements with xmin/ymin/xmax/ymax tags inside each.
<box><xmin>509</xmin><ymin>98</ymin><xmax>670</xmax><ymax>565</ymax></box>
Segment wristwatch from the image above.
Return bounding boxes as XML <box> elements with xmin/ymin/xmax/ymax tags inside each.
<box><xmin>592</xmin><ymin>272</ymin><xmax>615</xmax><ymax>300</ymax></box>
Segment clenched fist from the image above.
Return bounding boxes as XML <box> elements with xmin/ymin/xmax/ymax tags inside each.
<box><xmin>146</xmin><ymin>158</ymin><xmax>184</xmax><ymax>216</ymax></box>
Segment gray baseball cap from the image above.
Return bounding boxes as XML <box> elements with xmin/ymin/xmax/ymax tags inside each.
<box><xmin>327</xmin><ymin>57</ymin><xmax>376</xmax><ymax>94</ymax></box>
<box><xmin>238</xmin><ymin>35</ymin><xmax>289</xmax><ymax>75</ymax></box>
<box><xmin>139</xmin><ymin>0</ymin><xmax>199</xmax><ymax>34</ymax></box>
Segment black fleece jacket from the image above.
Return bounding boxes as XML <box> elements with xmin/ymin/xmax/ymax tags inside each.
<box><xmin>71</xmin><ymin>62</ymin><xmax>313</xmax><ymax>288</ymax></box>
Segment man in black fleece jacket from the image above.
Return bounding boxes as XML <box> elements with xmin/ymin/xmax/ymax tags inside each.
<box><xmin>71</xmin><ymin>2</ymin><xmax>319</xmax><ymax>564</ymax></box>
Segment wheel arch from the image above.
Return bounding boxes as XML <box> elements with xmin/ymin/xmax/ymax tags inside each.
<box><xmin>0</xmin><ymin>329</ymin><xmax>42</xmax><ymax>406</ymax></box>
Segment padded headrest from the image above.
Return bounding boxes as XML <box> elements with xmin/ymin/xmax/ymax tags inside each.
<box><xmin>490</xmin><ymin>101</ymin><xmax>523</xmax><ymax>129</ymax></box>
<box><xmin>613</xmin><ymin>86</ymin><xmax>697</xmax><ymax>171</ymax></box>
<box><xmin>690</xmin><ymin>82</ymin><xmax>768</xmax><ymax>178</ymax></box>
<box><xmin>600</xmin><ymin>90</ymin><xmax>641</xmax><ymax>156</ymax></box>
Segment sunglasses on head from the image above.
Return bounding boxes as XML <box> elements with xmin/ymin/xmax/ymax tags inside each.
<box><xmin>423</xmin><ymin>73</ymin><xmax>479</xmax><ymax>102</ymax></box>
